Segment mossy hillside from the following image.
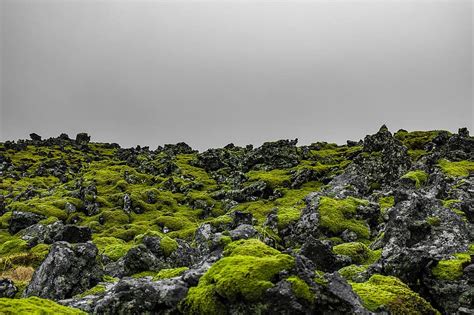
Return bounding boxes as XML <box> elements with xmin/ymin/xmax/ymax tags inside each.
<box><xmin>438</xmin><ymin>159</ymin><xmax>474</xmax><ymax>177</ymax></box>
<box><xmin>183</xmin><ymin>239</ymin><xmax>295</xmax><ymax>314</ymax></box>
<box><xmin>318</xmin><ymin>197</ymin><xmax>371</xmax><ymax>239</ymax></box>
<box><xmin>401</xmin><ymin>170</ymin><xmax>428</xmax><ymax>188</ymax></box>
<box><xmin>0</xmin><ymin>297</ymin><xmax>86</xmax><ymax>315</ymax></box>
<box><xmin>351</xmin><ymin>275</ymin><xmax>439</xmax><ymax>314</ymax></box>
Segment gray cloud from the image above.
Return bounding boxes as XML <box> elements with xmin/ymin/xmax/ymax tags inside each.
<box><xmin>1</xmin><ymin>0</ymin><xmax>472</xmax><ymax>150</ymax></box>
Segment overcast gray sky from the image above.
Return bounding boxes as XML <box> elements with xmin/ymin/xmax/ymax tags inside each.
<box><xmin>0</xmin><ymin>0</ymin><xmax>472</xmax><ymax>151</ymax></box>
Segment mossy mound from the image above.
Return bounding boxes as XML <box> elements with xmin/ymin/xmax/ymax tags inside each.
<box><xmin>431</xmin><ymin>253</ymin><xmax>471</xmax><ymax>281</ymax></box>
<box><xmin>351</xmin><ymin>275</ymin><xmax>439</xmax><ymax>314</ymax></box>
<box><xmin>438</xmin><ymin>159</ymin><xmax>474</xmax><ymax>177</ymax></box>
<box><xmin>0</xmin><ymin>297</ymin><xmax>86</xmax><ymax>314</ymax></box>
<box><xmin>318</xmin><ymin>197</ymin><xmax>370</xmax><ymax>239</ymax></box>
<box><xmin>333</xmin><ymin>242</ymin><xmax>381</xmax><ymax>265</ymax></box>
<box><xmin>182</xmin><ymin>239</ymin><xmax>295</xmax><ymax>314</ymax></box>
<box><xmin>401</xmin><ymin>170</ymin><xmax>428</xmax><ymax>188</ymax></box>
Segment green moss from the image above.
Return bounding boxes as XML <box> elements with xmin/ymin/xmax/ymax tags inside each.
<box><xmin>351</xmin><ymin>275</ymin><xmax>439</xmax><ymax>314</ymax></box>
<box><xmin>426</xmin><ymin>216</ymin><xmax>441</xmax><ymax>226</ymax></box>
<box><xmin>132</xmin><ymin>267</ymin><xmax>189</xmax><ymax>280</ymax></box>
<box><xmin>438</xmin><ymin>159</ymin><xmax>474</xmax><ymax>177</ymax></box>
<box><xmin>394</xmin><ymin>130</ymin><xmax>445</xmax><ymax>150</ymax></box>
<box><xmin>182</xmin><ymin>239</ymin><xmax>294</xmax><ymax>314</ymax></box>
<box><xmin>77</xmin><ymin>284</ymin><xmax>106</xmax><ymax>297</ymax></box>
<box><xmin>407</xmin><ymin>149</ymin><xmax>427</xmax><ymax>161</ymax></box>
<box><xmin>0</xmin><ymin>297</ymin><xmax>86</xmax><ymax>314</ymax></box>
<box><xmin>246</xmin><ymin>169</ymin><xmax>291</xmax><ymax>189</ymax></box>
<box><xmin>338</xmin><ymin>265</ymin><xmax>367</xmax><ymax>281</ymax></box>
<box><xmin>160</xmin><ymin>236</ymin><xmax>178</xmax><ymax>257</ymax></box>
<box><xmin>93</xmin><ymin>236</ymin><xmax>133</xmax><ymax>261</ymax></box>
<box><xmin>314</xmin><ymin>270</ymin><xmax>328</xmax><ymax>286</ymax></box>
<box><xmin>431</xmin><ymin>253</ymin><xmax>471</xmax><ymax>280</ymax></box>
<box><xmin>332</xmin><ymin>242</ymin><xmax>381</xmax><ymax>265</ymax></box>
<box><xmin>286</xmin><ymin>276</ymin><xmax>314</xmax><ymax>303</ymax></box>
<box><xmin>378</xmin><ymin>196</ymin><xmax>394</xmax><ymax>215</ymax></box>
<box><xmin>401</xmin><ymin>170</ymin><xmax>428</xmax><ymax>188</ymax></box>
<box><xmin>318</xmin><ymin>197</ymin><xmax>370</xmax><ymax>239</ymax></box>
<box><xmin>0</xmin><ymin>237</ymin><xmax>28</xmax><ymax>256</ymax></box>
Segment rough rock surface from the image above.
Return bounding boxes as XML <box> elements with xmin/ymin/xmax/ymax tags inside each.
<box><xmin>24</xmin><ymin>242</ymin><xmax>103</xmax><ymax>300</ymax></box>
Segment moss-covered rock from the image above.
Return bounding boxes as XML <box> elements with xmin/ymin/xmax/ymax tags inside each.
<box><xmin>332</xmin><ymin>242</ymin><xmax>381</xmax><ymax>265</ymax></box>
<box><xmin>401</xmin><ymin>170</ymin><xmax>428</xmax><ymax>188</ymax></box>
<box><xmin>182</xmin><ymin>239</ymin><xmax>294</xmax><ymax>314</ymax></box>
<box><xmin>351</xmin><ymin>274</ymin><xmax>439</xmax><ymax>314</ymax></box>
<box><xmin>318</xmin><ymin>197</ymin><xmax>370</xmax><ymax>239</ymax></box>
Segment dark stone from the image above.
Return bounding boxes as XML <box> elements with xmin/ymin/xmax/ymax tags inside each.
<box><xmin>29</xmin><ymin>133</ymin><xmax>42</xmax><ymax>141</ymax></box>
<box><xmin>9</xmin><ymin>211</ymin><xmax>45</xmax><ymax>234</ymax></box>
<box><xmin>24</xmin><ymin>242</ymin><xmax>103</xmax><ymax>300</ymax></box>
<box><xmin>0</xmin><ymin>278</ymin><xmax>18</xmax><ymax>298</ymax></box>
<box><xmin>75</xmin><ymin>133</ymin><xmax>91</xmax><ymax>145</ymax></box>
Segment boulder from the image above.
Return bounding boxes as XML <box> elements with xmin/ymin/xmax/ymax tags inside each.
<box><xmin>8</xmin><ymin>211</ymin><xmax>45</xmax><ymax>234</ymax></box>
<box><xmin>24</xmin><ymin>242</ymin><xmax>103</xmax><ymax>300</ymax></box>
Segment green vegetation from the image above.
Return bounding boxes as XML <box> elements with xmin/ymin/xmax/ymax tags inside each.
<box><xmin>378</xmin><ymin>196</ymin><xmax>394</xmax><ymax>215</ymax></box>
<box><xmin>394</xmin><ymin>130</ymin><xmax>445</xmax><ymax>150</ymax></box>
<box><xmin>0</xmin><ymin>297</ymin><xmax>86</xmax><ymax>314</ymax></box>
<box><xmin>160</xmin><ymin>236</ymin><xmax>179</xmax><ymax>257</ymax></box>
<box><xmin>132</xmin><ymin>267</ymin><xmax>189</xmax><ymax>280</ymax></box>
<box><xmin>332</xmin><ymin>242</ymin><xmax>381</xmax><ymax>265</ymax></box>
<box><xmin>182</xmin><ymin>239</ymin><xmax>294</xmax><ymax>314</ymax></box>
<box><xmin>431</xmin><ymin>253</ymin><xmax>471</xmax><ymax>280</ymax></box>
<box><xmin>286</xmin><ymin>276</ymin><xmax>314</xmax><ymax>303</ymax></box>
<box><xmin>351</xmin><ymin>275</ymin><xmax>439</xmax><ymax>314</ymax></box>
<box><xmin>401</xmin><ymin>170</ymin><xmax>428</xmax><ymax>188</ymax></box>
<box><xmin>318</xmin><ymin>197</ymin><xmax>370</xmax><ymax>239</ymax></box>
<box><xmin>438</xmin><ymin>159</ymin><xmax>474</xmax><ymax>177</ymax></box>
<box><xmin>338</xmin><ymin>265</ymin><xmax>367</xmax><ymax>281</ymax></box>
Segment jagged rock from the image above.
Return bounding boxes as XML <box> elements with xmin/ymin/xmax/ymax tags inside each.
<box><xmin>380</xmin><ymin>193</ymin><xmax>470</xmax><ymax>287</ymax></box>
<box><xmin>229</xmin><ymin>224</ymin><xmax>257</xmax><ymax>240</ymax></box>
<box><xmin>300</xmin><ymin>236</ymin><xmax>350</xmax><ymax>272</ymax></box>
<box><xmin>244</xmin><ymin>139</ymin><xmax>300</xmax><ymax>170</ymax></box>
<box><xmin>75</xmin><ymin>133</ymin><xmax>91</xmax><ymax>145</ymax></box>
<box><xmin>8</xmin><ymin>211</ymin><xmax>46</xmax><ymax>234</ymax></box>
<box><xmin>106</xmin><ymin>245</ymin><xmax>163</xmax><ymax>278</ymax></box>
<box><xmin>24</xmin><ymin>241</ymin><xmax>103</xmax><ymax>300</ymax></box>
<box><xmin>61</xmin><ymin>277</ymin><xmax>189</xmax><ymax>314</ymax></box>
<box><xmin>0</xmin><ymin>278</ymin><xmax>18</xmax><ymax>298</ymax></box>
<box><xmin>21</xmin><ymin>221</ymin><xmax>92</xmax><ymax>246</ymax></box>
<box><xmin>29</xmin><ymin>133</ymin><xmax>42</xmax><ymax>142</ymax></box>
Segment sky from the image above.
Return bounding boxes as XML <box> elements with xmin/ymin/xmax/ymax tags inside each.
<box><xmin>0</xmin><ymin>0</ymin><xmax>472</xmax><ymax>151</ymax></box>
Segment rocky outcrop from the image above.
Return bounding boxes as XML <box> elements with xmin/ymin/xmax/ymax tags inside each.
<box><xmin>24</xmin><ymin>242</ymin><xmax>103</xmax><ymax>300</ymax></box>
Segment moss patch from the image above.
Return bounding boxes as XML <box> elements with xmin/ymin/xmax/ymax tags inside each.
<box><xmin>401</xmin><ymin>170</ymin><xmax>428</xmax><ymax>188</ymax></box>
<box><xmin>438</xmin><ymin>159</ymin><xmax>474</xmax><ymax>177</ymax></box>
<box><xmin>318</xmin><ymin>197</ymin><xmax>370</xmax><ymax>239</ymax></box>
<box><xmin>332</xmin><ymin>242</ymin><xmax>381</xmax><ymax>265</ymax></box>
<box><xmin>0</xmin><ymin>297</ymin><xmax>85</xmax><ymax>314</ymax></box>
<box><xmin>351</xmin><ymin>274</ymin><xmax>438</xmax><ymax>314</ymax></box>
<box><xmin>431</xmin><ymin>253</ymin><xmax>471</xmax><ymax>281</ymax></box>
